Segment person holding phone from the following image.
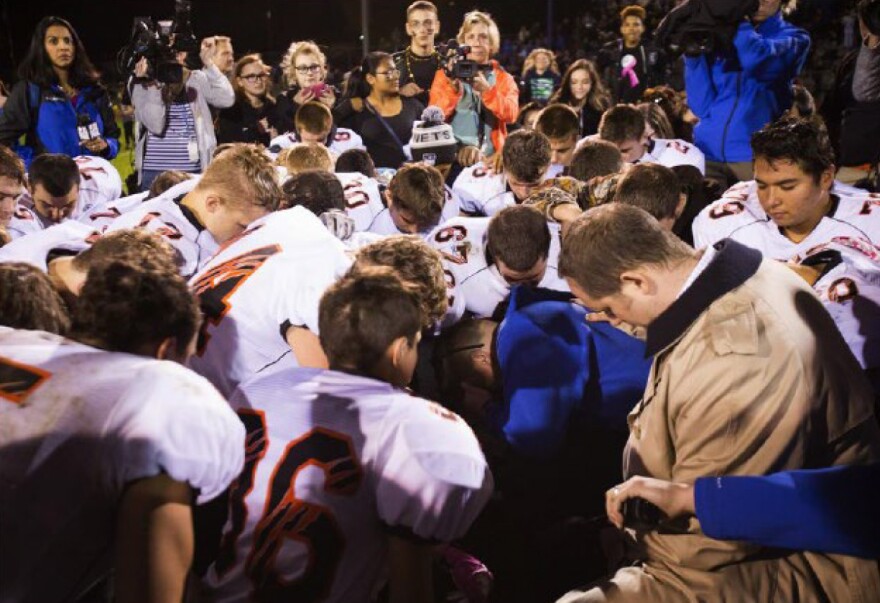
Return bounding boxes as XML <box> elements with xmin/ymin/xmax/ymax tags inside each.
<box><xmin>275</xmin><ymin>40</ymin><xmax>337</xmax><ymax>133</ymax></box>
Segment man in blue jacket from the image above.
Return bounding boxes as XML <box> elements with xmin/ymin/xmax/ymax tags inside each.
<box><xmin>685</xmin><ymin>0</ymin><xmax>809</xmax><ymax>189</ymax></box>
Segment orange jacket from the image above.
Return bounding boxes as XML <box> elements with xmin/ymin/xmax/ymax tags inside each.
<box><xmin>429</xmin><ymin>60</ymin><xmax>519</xmax><ymax>155</ymax></box>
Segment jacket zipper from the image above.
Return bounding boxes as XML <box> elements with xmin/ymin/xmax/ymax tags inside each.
<box><xmin>721</xmin><ymin>72</ymin><xmax>742</xmax><ymax>163</ymax></box>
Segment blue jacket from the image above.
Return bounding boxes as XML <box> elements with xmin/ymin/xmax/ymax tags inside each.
<box><xmin>0</xmin><ymin>81</ymin><xmax>120</xmax><ymax>166</ymax></box>
<box><xmin>696</xmin><ymin>463</ymin><xmax>880</xmax><ymax>559</ymax></box>
<box><xmin>492</xmin><ymin>287</ymin><xmax>651</xmax><ymax>460</ymax></box>
<box><xmin>685</xmin><ymin>12</ymin><xmax>809</xmax><ymax>163</ymax></box>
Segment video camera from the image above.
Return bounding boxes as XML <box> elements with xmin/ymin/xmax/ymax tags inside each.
<box><xmin>656</xmin><ymin>0</ymin><xmax>759</xmax><ymax>58</ymax></box>
<box><xmin>437</xmin><ymin>39</ymin><xmax>492</xmax><ymax>82</ymax></box>
<box><xmin>118</xmin><ymin>0</ymin><xmax>199</xmax><ymax>84</ymax></box>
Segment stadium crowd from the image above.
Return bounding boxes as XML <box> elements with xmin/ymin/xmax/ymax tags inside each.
<box><xmin>1</xmin><ymin>1</ymin><xmax>880</xmax><ymax>602</ymax></box>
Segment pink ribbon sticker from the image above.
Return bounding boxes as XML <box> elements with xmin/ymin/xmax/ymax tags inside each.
<box><xmin>621</xmin><ymin>54</ymin><xmax>640</xmax><ymax>88</ymax></box>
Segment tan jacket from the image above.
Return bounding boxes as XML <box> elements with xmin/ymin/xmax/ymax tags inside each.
<box><xmin>560</xmin><ymin>241</ymin><xmax>880</xmax><ymax>603</ymax></box>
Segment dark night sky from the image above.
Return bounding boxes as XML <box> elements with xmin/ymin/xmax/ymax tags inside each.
<box><xmin>1</xmin><ymin>0</ymin><xmax>593</xmax><ymax>80</ymax></box>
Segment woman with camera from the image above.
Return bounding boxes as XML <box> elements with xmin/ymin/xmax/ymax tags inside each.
<box><xmin>429</xmin><ymin>11</ymin><xmax>518</xmax><ymax>161</ymax></box>
<box><xmin>216</xmin><ymin>54</ymin><xmax>280</xmax><ymax>146</ymax></box>
<box><xmin>130</xmin><ymin>37</ymin><xmax>234</xmax><ymax>190</ymax></box>
<box><xmin>0</xmin><ymin>16</ymin><xmax>119</xmax><ymax>166</ymax></box>
<box><xmin>274</xmin><ymin>41</ymin><xmax>337</xmax><ymax>134</ymax></box>
<box><xmin>334</xmin><ymin>51</ymin><xmax>424</xmax><ymax>169</ymax></box>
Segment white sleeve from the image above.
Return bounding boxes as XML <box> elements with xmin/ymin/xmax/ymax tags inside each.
<box><xmin>452</xmin><ymin>169</ymin><xmax>481</xmax><ymax>215</ymax></box>
<box><xmin>105</xmin><ymin>363</ymin><xmax>245</xmax><ymax>504</ymax></box>
<box><xmin>692</xmin><ymin>206</ymin><xmax>713</xmax><ymax>250</ymax></box>
<box><xmin>373</xmin><ymin>400</ymin><xmax>493</xmax><ymax>541</ymax></box>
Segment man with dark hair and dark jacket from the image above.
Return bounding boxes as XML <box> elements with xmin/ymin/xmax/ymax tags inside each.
<box><xmin>684</xmin><ymin>0</ymin><xmax>809</xmax><ymax>189</ymax></box>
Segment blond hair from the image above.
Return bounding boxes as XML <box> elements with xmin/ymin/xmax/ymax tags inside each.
<box><xmin>457</xmin><ymin>11</ymin><xmax>501</xmax><ymax>56</ymax></box>
<box><xmin>521</xmin><ymin>48</ymin><xmax>559</xmax><ymax>78</ymax></box>
<box><xmin>281</xmin><ymin>40</ymin><xmax>327</xmax><ymax>88</ymax></box>
<box><xmin>278</xmin><ymin>143</ymin><xmax>334</xmax><ymax>175</ymax></box>
<box><xmin>197</xmin><ymin>144</ymin><xmax>281</xmax><ymax>211</ymax></box>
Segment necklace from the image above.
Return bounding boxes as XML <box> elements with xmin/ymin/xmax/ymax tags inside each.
<box><xmin>405</xmin><ymin>46</ymin><xmax>439</xmax><ymax>83</ymax></box>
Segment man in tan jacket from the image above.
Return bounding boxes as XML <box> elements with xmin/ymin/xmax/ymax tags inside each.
<box><xmin>556</xmin><ymin>204</ymin><xmax>880</xmax><ymax>603</ymax></box>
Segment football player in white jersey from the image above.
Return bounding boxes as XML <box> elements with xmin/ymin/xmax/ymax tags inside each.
<box><xmin>535</xmin><ymin>103</ymin><xmax>583</xmax><ymax>173</ymax></box>
<box><xmin>0</xmin><ymin>262</ymin><xmax>70</xmax><ymax>333</ymax></box>
<box><xmin>7</xmin><ymin>154</ymin><xmax>81</xmax><ymax>239</ymax></box>
<box><xmin>269</xmin><ymin>100</ymin><xmax>365</xmax><ymax>157</ymax></box>
<box><xmin>614</xmin><ymin>163</ymin><xmax>687</xmax><ymax>230</ymax></box>
<box><xmin>72</xmin><ymin>154</ymin><xmax>123</xmax><ymax>214</ymax></box>
<box><xmin>594</xmin><ymin>104</ymin><xmax>706</xmax><ymax>175</ymax></box>
<box><xmin>107</xmin><ymin>145</ymin><xmax>279</xmax><ymax>278</ymax></box>
<box><xmin>0</xmin><ymin>145</ymin><xmax>28</xmax><ymax>244</ymax></box>
<box><xmin>0</xmin><ymin>261</ymin><xmax>244</xmax><ymax>603</ymax></box>
<box><xmin>0</xmin><ymin>220</ymin><xmax>96</xmax><ymax>271</ymax></box>
<box><xmin>452</xmin><ymin>129</ymin><xmax>554</xmax><ymax>217</ymax></box>
<box><xmin>188</xmin><ymin>205</ymin><xmax>351</xmax><ymax>397</ymax></box>
<box><xmin>200</xmin><ymin>269</ymin><xmax>492</xmax><ymax>603</ymax></box>
<box><xmin>692</xmin><ymin>116</ymin><xmax>880</xmax><ymax>261</ymax></box>
<box><xmin>429</xmin><ymin>204</ymin><xmax>569</xmax><ymax>319</ymax></box>
<box><xmin>369</xmin><ymin>163</ymin><xmax>459</xmax><ymax>237</ymax></box>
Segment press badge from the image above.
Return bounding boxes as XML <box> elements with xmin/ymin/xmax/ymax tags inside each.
<box><xmin>187</xmin><ymin>138</ymin><xmax>199</xmax><ymax>162</ymax></box>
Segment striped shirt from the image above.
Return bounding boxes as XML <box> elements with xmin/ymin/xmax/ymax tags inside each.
<box><xmin>143</xmin><ymin>101</ymin><xmax>200</xmax><ymax>172</ymax></box>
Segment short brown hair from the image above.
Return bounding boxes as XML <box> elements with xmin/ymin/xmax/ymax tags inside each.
<box><xmin>502</xmin><ymin>130</ymin><xmax>552</xmax><ymax>183</ymax></box>
<box><xmin>570</xmin><ymin>140</ymin><xmax>623</xmax><ymax>182</ymax></box>
<box><xmin>278</xmin><ymin>143</ymin><xmax>334</xmax><ymax>175</ymax></box>
<box><xmin>282</xmin><ymin>170</ymin><xmax>345</xmax><ymax>214</ymax></box>
<box><xmin>0</xmin><ymin>262</ymin><xmax>70</xmax><ymax>334</ymax></box>
<box><xmin>295</xmin><ymin>101</ymin><xmax>333</xmax><ymax>136</ymax></box>
<box><xmin>599</xmin><ymin>104</ymin><xmax>646</xmax><ymax>144</ymax></box>
<box><xmin>146</xmin><ymin>170</ymin><xmax>194</xmax><ymax>200</ymax></box>
<box><xmin>319</xmin><ymin>267</ymin><xmax>422</xmax><ymax>374</ymax></box>
<box><xmin>0</xmin><ymin>145</ymin><xmax>25</xmax><ymax>186</ymax></box>
<box><xmin>487</xmin><ymin>206</ymin><xmax>550</xmax><ymax>271</ymax></box>
<box><xmin>353</xmin><ymin>235</ymin><xmax>448</xmax><ymax>327</ymax></box>
<box><xmin>232</xmin><ymin>54</ymin><xmax>272</xmax><ymax>104</ymax></box>
<box><xmin>535</xmin><ymin>104</ymin><xmax>580</xmax><ymax>141</ymax></box>
<box><xmin>388</xmin><ymin>163</ymin><xmax>445</xmax><ymax>230</ymax></box>
<box><xmin>197</xmin><ymin>143</ymin><xmax>281</xmax><ymax>211</ymax></box>
<box><xmin>71</xmin><ymin>261</ymin><xmax>201</xmax><ymax>357</ymax></box>
<box><xmin>615</xmin><ymin>163</ymin><xmax>681</xmax><ymax>221</ymax></box>
<box><xmin>28</xmin><ymin>154</ymin><xmax>79</xmax><ymax>196</ymax></box>
<box><xmin>73</xmin><ymin>229</ymin><xmax>182</xmax><ymax>274</ymax></box>
<box><xmin>559</xmin><ymin>204</ymin><xmax>693</xmax><ymax>298</ymax></box>
<box><xmin>407</xmin><ymin>1</ymin><xmax>438</xmax><ymax>18</ymax></box>
<box><xmin>620</xmin><ymin>5</ymin><xmax>646</xmax><ymax>23</ymax></box>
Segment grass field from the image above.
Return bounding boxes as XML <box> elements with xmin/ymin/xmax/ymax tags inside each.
<box><xmin>110</xmin><ymin>126</ymin><xmax>136</xmax><ymax>194</ymax></box>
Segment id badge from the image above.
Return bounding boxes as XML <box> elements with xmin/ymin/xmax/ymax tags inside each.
<box><xmin>187</xmin><ymin>138</ymin><xmax>199</xmax><ymax>162</ymax></box>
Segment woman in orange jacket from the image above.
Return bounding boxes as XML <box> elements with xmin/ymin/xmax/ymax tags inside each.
<box><xmin>429</xmin><ymin>11</ymin><xmax>519</xmax><ymax>159</ymax></box>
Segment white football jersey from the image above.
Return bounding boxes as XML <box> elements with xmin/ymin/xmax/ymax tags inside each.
<box><xmin>800</xmin><ymin>240</ymin><xmax>880</xmax><ymax>371</ymax></box>
<box><xmin>0</xmin><ymin>327</ymin><xmax>244</xmax><ymax>603</ymax></box>
<box><xmin>639</xmin><ymin>138</ymin><xmax>706</xmax><ymax>175</ymax></box>
<box><xmin>6</xmin><ymin>204</ymin><xmax>44</xmax><ymax>240</ymax></box>
<box><xmin>72</xmin><ymin>155</ymin><xmax>123</xmax><ymax>217</ymax></box>
<box><xmin>201</xmin><ymin>366</ymin><xmax>492</xmax><ymax>603</ymax></box>
<box><xmin>452</xmin><ymin>163</ymin><xmax>561</xmax><ymax>217</ymax></box>
<box><xmin>77</xmin><ymin>191</ymin><xmax>148</xmax><ymax>232</ymax></box>
<box><xmin>428</xmin><ymin>217</ymin><xmax>568</xmax><ymax>318</ymax></box>
<box><xmin>0</xmin><ymin>220</ymin><xmax>97</xmax><ymax>271</ymax></box>
<box><xmin>367</xmin><ymin>185</ymin><xmax>460</xmax><ymax>238</ymax></box>
<box><xmin>188</xmin><ymin>207</ymin><xmax>351</xmax><ymax>397</ymax></box>
<box><xmin>335</xmin><ymin>172</ymin><xmax>385</xmax><ymax>232</ymax></box>
<box><xmin>692</xmin><ymin>181</ymin><xmax>880</xmax><ymax>261</ymax></box>
<box><xmin>269</xmin><ymin>127</ymin><xmax>365</xmax><ymax>156</ymax></box>
<box><xmin>105</xmin><ymin>186</ymin><xmax>216</xmax><ymax>278</ymax></box>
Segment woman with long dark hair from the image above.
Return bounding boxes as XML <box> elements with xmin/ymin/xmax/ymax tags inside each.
<box><xmin>216</xmin><ymin>54</ymin><xmax>280</xmax><ymax>145</ymax></box>
<box><xmin>334</xmin><ymin>51</ymin><xmax>424</xmax><ymax>169</ymax></box>
<box><xmin>0</xmin><ymin>16</ymin><xmax>119</xmax><ymax>164</ymax></box>
<box><xmin>550</xmin><ymin>59</ymin><xmax>612</xmax><ymax>138</ymax></box>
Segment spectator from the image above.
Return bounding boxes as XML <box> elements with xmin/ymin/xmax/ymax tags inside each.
<box><xmin>556</xmin><ymin>203</ymin><xmax>880</xmax><ymax>603</ymax></box>
<box><xmin>275</xmin><ymin>41</ymin><xmax>337</xmax><ymax>133</ymax></box>
<box><xmin>130</xmin><ymin>37</ymin><xmax>234</xmax><ymax>190</ymax></box>
<box><xmin>636</xmin><ymin>101</ymin><xmax>675</xmax><ymax>139</ymax></box>
<box><xmin>685</xmin><ymin>0</ymin><xmax>810</xmax><ymax>189</ymax></box>
<box><xmin>642</xmin><ymin>85</ymin><xmax>695</xmax><ymax>142</ymax></box>
<box><xmin>598</xmin><ymin>5</ymin><xmax>668</xmax><ymax>104</ymax></box>
<box><xmin>393</xmin><ymin>1</ymin><xmax>443</xmax><ymax>106</ymax></box>
<box><xmin>0</xmin><ymin>16</ymin><xmax>119</xmax><ymax>165</ymax></box>
<box><xmin>520</xmin><ymin>48</ymin><xmax>561</xmax><ymax>104</ymax></box>
<box><xmin>549</xmin><ymin>59</ymin><xmax>612</xmax><ymax>138</ymax></box>
<box><xmin>335</xmin><ymin>52</ymin><xmax>424</xmax><ymax>169</ymax></box>
<box><xmin>212</xmin><ymin>35</ymin><xmax>235</xmax><ymax>78</ymax></box>
<box><xmin>216</xmin><ymin>54</ymin><xmax>280</xmax><ymax>146</ymax></box>
<box><xmin>430</xmin><ymin>11</ymin><xmax>519</xmax><ymax>158</ymax></box>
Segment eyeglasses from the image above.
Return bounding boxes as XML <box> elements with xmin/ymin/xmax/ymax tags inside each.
<box><xmin>239</xmin><ymin>73</ymin><xmax>267</xmax><ymax>82</ymax></box>
<box><xmin>295</xmin><ymin>64</ymin><xmax>323</xmax><ymax>74</ymax></box>
<box><xmin>374</xmin><ymin>69</ymin><xmax>400</xmax><ymax>79</ymax></box>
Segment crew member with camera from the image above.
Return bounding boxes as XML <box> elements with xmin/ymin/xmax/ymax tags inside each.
<box><xmin>430</xmin><ymin>11</ymin><xmax>519</xmax><ymax>161</ymax></box>
<box><xmin>0</xmin><ymin>16</ymin><xmax>119</xmax><ymax>166</ymax></box>
<box><xmin>680</xmin><ymin>0</ymin><xmax>809</xmax><ymax>189</ymax></box>
<box><xmin>393</xmin><ymin>1</ymin><xmax>443</xmax><ymax>106</ymax></box>
<box><xmin>130</xmin><ymin>35</ymin><xmax>234</xmax><ymax>189</ymax></box>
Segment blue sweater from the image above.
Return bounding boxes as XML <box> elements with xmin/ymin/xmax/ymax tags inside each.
<box><xmin>685</xmin><ymin>12</ymin><xmax>809</xmax><ymax>163</ymax></box>
<box><xmin>492</xmin><ymin>287</ymin><xmax>652</xmax><ymax>460</ymax></box>
<box><xmin>696</xmin><ymin>463</ymin><xmax>880</xmax><ymax>558</ymax></box>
